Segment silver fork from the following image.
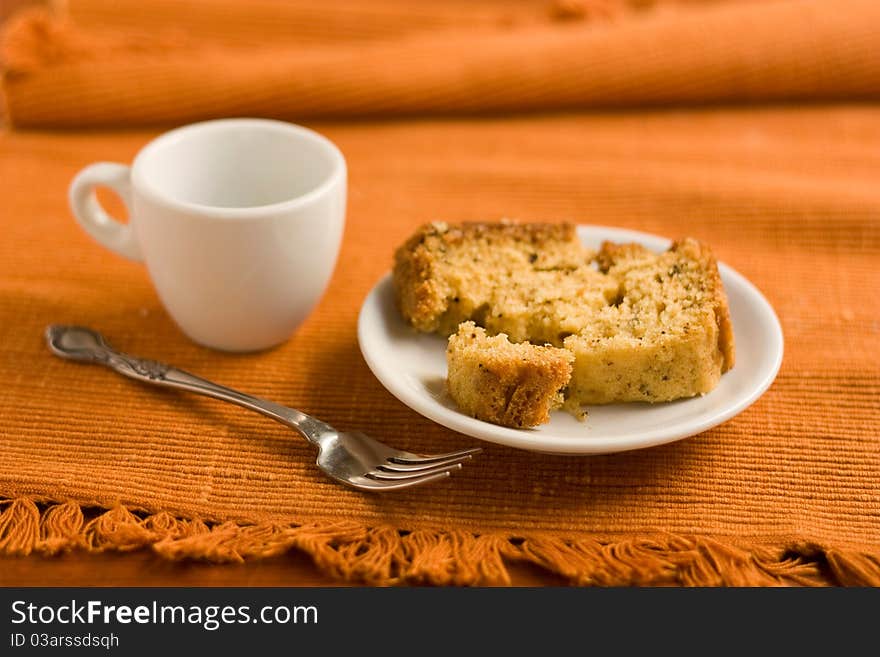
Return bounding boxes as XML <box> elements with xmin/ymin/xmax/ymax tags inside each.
<box><xmin>45</xmin><ymin>325</ymin><xmax>480</xmax><ymax>492</ymax></box>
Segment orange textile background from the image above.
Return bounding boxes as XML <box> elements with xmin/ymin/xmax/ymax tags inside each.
<box><xmin>3</xmin><ymin>0</ymin><xmax>880</xmax><ymax>127</ymax></box>
<box><xmin>1</xmin><ymin>0</ymin><xmax>879</xmax><ymax>585</ymax></box>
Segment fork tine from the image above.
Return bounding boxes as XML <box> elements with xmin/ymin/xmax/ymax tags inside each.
<box><xmin>368</xmin><ymin>462</ymin><xmax>463</xmax><ymax>480</ymax></box>
<box><xmin>378</xmin><ymin>453</ymin><xmax>475</xmax><ymax>472</ymax></box>
<box><xmin>349</xmin><ymin>471</ymin><xmax>452</xmax><ymax>491</ymax></box>
<box><xmin>389</xmin><ymin>447</ymin><xmax>482</xmax><ymax>465</ymax></box>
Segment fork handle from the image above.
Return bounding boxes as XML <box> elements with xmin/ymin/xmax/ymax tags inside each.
<box><xmin>45</xmin><ymin>325</ymin><xmax>331</xmax><ymax>445</ymax></box>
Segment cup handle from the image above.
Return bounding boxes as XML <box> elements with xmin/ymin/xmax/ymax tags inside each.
<box><xmin>68</xmin><ymin>162</ymin><xmax>142</xmax><ymax>262</ymax></box>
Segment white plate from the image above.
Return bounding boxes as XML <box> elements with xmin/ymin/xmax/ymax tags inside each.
<box><xmin>357</xmin><ymin>225</ymin><xmax>783</xmax><ymax>455</ymax></box>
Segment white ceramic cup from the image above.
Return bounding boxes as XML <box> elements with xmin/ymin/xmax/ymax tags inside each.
<box><xmin>69</xmin><ymin>119</ymin><xmax>347</xmax><ymax>351</ymax></box>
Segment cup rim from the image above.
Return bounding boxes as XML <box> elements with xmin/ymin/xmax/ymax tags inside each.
<box><xmin>130</xmin><ymin>118</ymin><xmax>346</xmax><ymax>219</ymax></box>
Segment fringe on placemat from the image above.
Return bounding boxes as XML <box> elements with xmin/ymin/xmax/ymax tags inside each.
<box><xmin>2</xmin><ymin>498</ymin><xmax>879</xmax><ymax>586</ymax></box>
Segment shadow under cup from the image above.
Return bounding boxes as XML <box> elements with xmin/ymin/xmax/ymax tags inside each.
<box><xmin>124</xmin><ymin>119</ymin><xmax>347</xmax><ymax>351</ymax></box>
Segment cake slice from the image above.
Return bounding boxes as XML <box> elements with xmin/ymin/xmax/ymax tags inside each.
<box><xmin>446</xmin><ymin>322</ymin><xmax>574</xmax><ymax>428</ymax></box>
<box><xmin>564</xmin><ymin>238</ymin><xmax>734</xmax><ymax>404</ymax></box>
<box><xmin>393</xmin><ymin>221</ymin><xmax>735</xmax><ymax>428</ymax></box>
<box><xmin>393</xmin><ymin>221</ymin><xmax>619</xmax><ymax>344</ymax></box>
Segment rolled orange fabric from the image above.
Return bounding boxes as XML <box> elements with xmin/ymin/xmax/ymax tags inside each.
<box><xmin>3</xmin><ymin>0</ymin><xmax>880</xmax><ymax>128</ymax></box>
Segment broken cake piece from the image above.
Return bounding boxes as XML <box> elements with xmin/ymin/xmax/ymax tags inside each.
<box><xmin>446</xmin><ymin>322</ymin><xmax>573</xmax><ymax>428</ymax></box>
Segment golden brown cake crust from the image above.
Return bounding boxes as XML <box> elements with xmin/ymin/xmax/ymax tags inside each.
<box><xmin>667</xmin><ymin>238</ymin><xmax>735</xmax><ymax>372</ymax></box>
<box><xmin>446</xmin><ymin>322</ymin><xmax>573</xmax><ymax>428</ymax></box>
<box><xmin>392</xmin><ymin>221</ymin><xmax>581</xmax><ymax>333</ymax></box>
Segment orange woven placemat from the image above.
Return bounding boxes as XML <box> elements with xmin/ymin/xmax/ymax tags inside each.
<box><xmin>0</xmin><ymin>0</ymin><xmax>878</xmax><ymax>585</ymax></box>
<box><xmin>2</xmin><ymin>108</ymin><xmax>879</xmax><ymax>585</ymax></box>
